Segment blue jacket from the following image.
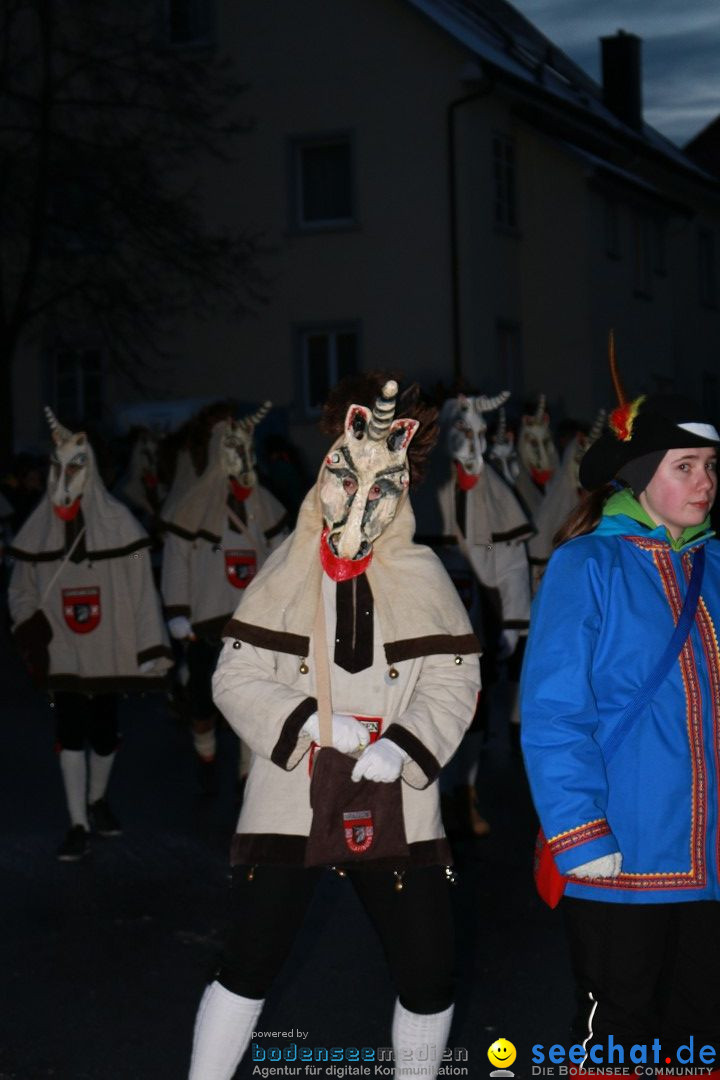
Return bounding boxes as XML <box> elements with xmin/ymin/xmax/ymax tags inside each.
<box><xmin>520</xmin><ymin>497</ymin><xmax>720</xmax><ymax>903</ymax></box>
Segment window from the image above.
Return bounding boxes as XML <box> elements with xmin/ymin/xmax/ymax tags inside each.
<box><xmin>290</xmin><ymin>135</ymin><xmax>355</xmax><ymax>230</ymax></box>
<box><xmin>162</xmin><ymin>0</ymin><xmax>212</xmax><ymax>46</ymax></box>
<box><xmin>51</xmin><ymin>347</ymin><xmax>103</xmax><ymax>425</ymax></box>
<box><xmin>492</xmin><ymin>134</ymin><xmax>517</xmax><ymax>230</ymax></box>
<box><xmin>698</xmin><ymin>229</ymin><xmax>717</xmax><ymax>308</ymax></box>
<box><xmin>297</xmin><ymin>325</ymin><xmax>359</xmax><ymax>416</ymax></box>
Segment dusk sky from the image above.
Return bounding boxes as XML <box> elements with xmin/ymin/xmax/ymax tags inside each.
<box><xmin>511</xmin><ymin>0</ymin><xmax>720</xmax><ymax>146</ymax></box>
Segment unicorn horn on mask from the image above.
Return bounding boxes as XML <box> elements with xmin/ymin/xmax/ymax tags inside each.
<box><xmin>587</xmin><ymin>407</ymin><xmax>607</xmax><ymax>447</ymax></box>
<box><xmin>476</xmin><ymin>390</ymin><xmax>511</xmax><ymax>415</ymax></box>
<box><xmin>368</xmin><ymin>380</ymin><xmax>398</xmax><ymax>441</ymax></box>
<box><xmin>44</xmin><ymin>405</ymin><xmax>72</xmax><ymax>446</ymax></box>
<box><xmin>534</xmin><ymin>394</ymin><xmax>547</xmax><ymax>422</ymax></box>
<box><xmin>240</xmin><ymin>400</ymin><xmax>272</xmax><ymax>431</ymax></box>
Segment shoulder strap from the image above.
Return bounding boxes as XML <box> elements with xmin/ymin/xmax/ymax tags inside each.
<box><xmin>313</xmin><ymin>589</ymin><xmax>334</xmax><ymax>748</ymax></box>
<box><xmin>603</xmin><ymin>544</ymin><xmax>705</xmax><ymax>764</ymax></box>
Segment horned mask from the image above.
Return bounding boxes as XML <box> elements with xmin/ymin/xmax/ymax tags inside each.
<box><xmin>218</xmin><ymin>401</ymin><xmax>271</xmax><ymax>489</ymax></box>
<box><xmin>518</xmin><ymin>394</ymin><xmax>558</xmax><ymax>487</ymax></box>
<box><xmin>488</xmin><ymin>406</ymin><xmax>520</xmax><ymax>484</ymax></box>
<box><xmin>319</xmin><ymin>380</ymin><xmax>418</xmax><ymax>561</ymax></box>
<box><xmin>45</xmin><ymin>406</ymin><xmax>90</xmax><ymax>519</ymax></box>
<box><xmin>443</xmin><ymin>391</ymin><xmax>511</xmax><ymax>477</ymax></box>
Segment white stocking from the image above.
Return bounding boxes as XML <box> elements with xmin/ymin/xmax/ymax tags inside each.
<box><xmin>88</xmin><ymin>750</ymin><xmax>115</xmax><ymax>803</ymax></box>
<box><xmin>188</xmin><ymin>981</ymin><xmax>264</xmax><ymax>1080</ymax></box>
<box><xmin>392</xmin><ymin>999</ymin><xmax>454</xmax><ymax>1079</ymax></box>
<box><xmin>59</xmin><ymin>750</ymin><xmax>89</xmax><ymax>829</ymax></box>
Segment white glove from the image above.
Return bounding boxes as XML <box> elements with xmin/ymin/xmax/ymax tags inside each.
<box><xmin>351</xmin><ymin>739</ymin><xmax>410</xmax><ymax>783</ymax></box>
<box><xmin>567</xmin><ymin>852</ymin><xmax>622</xmax><ymax>878</ymax></box>
<box><xmin>301</xmin><ymin>712</ymin><xmax>370</xmax><ymax>754</ymax></box>
<box><xmin>168</xmin><ymin>615</ymin><xmax>194</xmax><ymax>641</ymax></box>
<box><xmin>139</xmin><ymin>659</ymin><xmax>157</xmax><ymax>674</ymax></box>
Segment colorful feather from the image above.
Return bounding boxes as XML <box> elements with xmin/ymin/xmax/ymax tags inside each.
<box><xmin>609</xmin><ymin>395</ymin><xmax>645</xmax><ymax>442</ymax></box>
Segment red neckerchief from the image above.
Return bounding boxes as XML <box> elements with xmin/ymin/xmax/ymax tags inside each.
<box><xmin>531</xmin><ymin>468</ymin><xmax>553</xmax><ymax>487</ymax></box>
<box><xmin>320</xmin><ymin>527</ymin><xmax>373</xmax><ymax>582</ymax></box>
<box><xmin>52</xmin><ymin>498</ymin><xmax>82</xmax><ymax>521</ymax></box>
<box><xmin>455</xmin><ymin>461</ymin><xmax>479</xmax><ymax>491</ymax></box>
<box><xmin>142</xmin><ymin>471</ymin><xmax>158</xmax><ymax>489</ymax></box>
<box><xmin>230</xmin><ymin>479</ymin><xmax>253</xmax><ymax>502</ymax></box>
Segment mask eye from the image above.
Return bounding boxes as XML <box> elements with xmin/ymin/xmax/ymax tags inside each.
<box><xmin>343</xmin><ymin>476</ymin><xmax>358</xmax><ymax>496</ymax></box>
<box><xmin>368</xmin><ymin>483</ymin><xmax>382</xmax><ymax>501</ymax></box>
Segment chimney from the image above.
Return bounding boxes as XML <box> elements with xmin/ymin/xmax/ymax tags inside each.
<box><xmin>600</xmin><ymin>30</ymin><xmax>643</xmax><ymax>131</ymax></box>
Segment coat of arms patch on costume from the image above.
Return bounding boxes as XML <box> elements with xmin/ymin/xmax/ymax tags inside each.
<box><xmin>62</xmin><ymin>586</ymin><xmax>101</xmax><ymax>634</ymax></box>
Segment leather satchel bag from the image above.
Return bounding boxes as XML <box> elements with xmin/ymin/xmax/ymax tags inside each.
<box><xmin>534</xmin><ymin>544</ymin><xmax>706</xmax><ymax>909</ymax></box>
<box><xmin>304</xmin><ymin>594</ymin><xmax>409</xmax><ymax>868</ymax></box>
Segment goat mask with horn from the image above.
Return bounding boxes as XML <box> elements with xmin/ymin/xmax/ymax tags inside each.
<box><xmin>442</xmin><ymin>391</ymin><xmax>511</xmax><ymax>488</ymax></box>
<box><xmin>219</xmin><ymin>401</ymin><xmax>272</xmax><ymax>494</ymax></box>
<box><xmin>44</xmin><ymin>406</ymin><xmax>91</xmax><ymax>520</ymax></box>
<box><xmin>320</xmin><ymin>379</ymin><xmax>419</xmax><ymax>562</ymax></box>
<box><xmin>518</xmin><ymin>394</ymin><xmax>558</xmax><ymax>488</ymax></box>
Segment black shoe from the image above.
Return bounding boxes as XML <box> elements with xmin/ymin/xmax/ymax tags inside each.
<box><xmin>88</xmin><ymin>797</ymin><xmax>122</xmax><ymax>836</ymax></box>
<box><xmin>57</xmin><ymin>825</ymin><xmax>90</xmax><ymax>862</ymax></box>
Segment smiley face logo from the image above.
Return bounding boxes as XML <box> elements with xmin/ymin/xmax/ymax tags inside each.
<box><xmin>488</xmin><ymin>1039</ymin><xmax>517</xmax><ymax>1071</ymax></box>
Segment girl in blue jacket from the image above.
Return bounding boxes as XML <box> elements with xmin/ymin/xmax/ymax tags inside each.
<box><xmin>520</xmin><ymin>394</ymin><xmax>720</xmax><ymax>1056</ymax></box>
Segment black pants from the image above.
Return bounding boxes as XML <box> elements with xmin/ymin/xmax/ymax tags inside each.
<box><xmin>563</xmin><ymin>898</ymin><xmax>720</xmax><ymax>1056</ymax></box>
<box><xmin>216</xmin><ymin>864</ymin><xmax>455</xmax><ymax>1014</ymax></box>
<box><xmin>54</xmin><ymin>692</ymin><xmax>119</xmax><ymax>755</ymax></box>
<box><xmin>187</xmin><ymin>638</ymin><xmax>221</xmax><ymax>718</ymax></box>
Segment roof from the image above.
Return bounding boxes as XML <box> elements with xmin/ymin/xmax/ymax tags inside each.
<box><xmin>405</xmin><ymin>0</ymin><xmax>716</xmax><ymax>186</ymax></box>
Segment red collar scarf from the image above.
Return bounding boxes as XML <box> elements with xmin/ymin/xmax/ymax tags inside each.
<box><xmin>320</xmin><ymin>527</ymin><xmax>373</xmax><ymax>582</ymax></box>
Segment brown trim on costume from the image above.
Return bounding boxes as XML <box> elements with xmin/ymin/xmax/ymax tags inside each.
<box><xmin>222</xmin><ymin>618</ymin><xmax>309</xmax><ymax>657</ymax></box>
<box><xmin>160</xmin><ymin>520</ymin><xmax>222</xmax><ymax>545</ymax></box>
<box><xmin>137</xmin><ymin>645</ymin><xmax>174</xmax><ymax>664</ymax></box>
<box><xmin>265</xmin><ymin>514</ymin><xmax>290</xmax><ymax>541</ymax></box>
<box><xmin>9</xmin><ymin>536</ymin><xmax>152</xmax><ymax>563</ymax></box>
<box><xmin>48</xmin><ymin>674</ymin><xmax>170</xmax><ymax>693</ymax></box>
<box><xmin>384</xmin><ymin>723</ymin><xmax>441</xmax><ymax>787</ymax></box>
<box><xmin>385</xmin><ymin>632</ymin><xmax>481</xmax><ymax>663</ymax></box>
<box><xmin>230</xmin><ymin>833</ymin><xmax>452</xmax><ymax>869</ymax></box>
<box><xmin>334</xmin><ymin>575</ymin><xmax>374</xmax><ymax>674</ymax></box>
<box><xmin>164</xmin><ymin>604</ymin><xmax>192</xmax><ymax>619</ymax></box>
<box><xmin>491</xmin><ymin>524</ymin><xmax>535</xmax><ymax>542</ymax></box>
<box><xmin>193</xmin><ymin>614</ymin><xmax>232</xmax><ymax>642</ymax></box>
<box><xmin>270</xmin><ymin>696</ymin><xmax>317</xmax><ymax>769</ymax></box>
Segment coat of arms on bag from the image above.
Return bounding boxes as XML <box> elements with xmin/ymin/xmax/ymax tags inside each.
<box><xmin>343</xmin><ymin>809</ymin><xmax>374</xmax><ymax>854</ymax></box>
<box><xmin>62</xmin><ymin>587</ymin><xmax>101</xmax><ymax>634</ymax></box>
<box><xmin>224</xmin><ymin>549</ymin><xmax>257</xmax><ymax>589</ymax></box>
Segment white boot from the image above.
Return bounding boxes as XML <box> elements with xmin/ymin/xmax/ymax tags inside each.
<box><xmin>392</xmin><ymin>999</ymin><xmax>454</xmax><ymax>1079</ymax></box>
<box><xmin>59</xmin><ymin>749</ymin><xmax>89</xmax><ymax>829</ymax></box>
<box><xmin>188</xmin><ymin>981</ymin><xmax>264</xmax><ymax>1080</ymax></box>
<box><xmin>88</xmin><ymin>750</ymin><xmax>115</xmax><ymax>803</ymax></box>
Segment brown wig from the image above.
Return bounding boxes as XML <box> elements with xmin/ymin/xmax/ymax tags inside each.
<box><xmin>319</xmin><ymin>371</ymin><xmax>439</xmax><ymax>487</ymax></box>
<box><xmin>553</xmin><ymin>484</ymin><xmax>615</xmax><ymax>548</ymax></box>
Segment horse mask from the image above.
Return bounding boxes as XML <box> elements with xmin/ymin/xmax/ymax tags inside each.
<box><xmin>45</xmin><ymin>406</ymin><xmax>90</xmax><ymax>520</ymax></box>
<box><xmin>319</xmin><ymin>380</ymin><xmax>418</xmax><ymax>561</ymax></box>
<box><xmin>442</xmin><ymin>391</ymin><xmax>511</xmax><ymax>484</ymax></box>
<box><xmin>219</xmin><ymin>401</ymin><xmax>272</xmax><ymax>490</ymax></box>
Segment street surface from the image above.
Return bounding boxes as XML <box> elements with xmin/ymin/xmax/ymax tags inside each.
<box><xmin>0</xmin><ymin>623</ymin><xmax>573</xmax><ymax>1079</ymax></box>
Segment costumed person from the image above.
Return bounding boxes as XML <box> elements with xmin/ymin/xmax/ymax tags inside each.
<box><xmin>416</xmin><ymin>391</ymin><xmax>533</xmax><ymax>790</ymax></box>
<box><xmin>160</xmin><ymin>402</ymin><xmax>288</xmax><ymax>793</ymax></box>
<box><xmin>526</xmin><ymin>409</ymin><xmax>605</xmax><ymax>588</ymax></box>
<box><xmin>187</xmin><ymin>375</ymin><xmax>481</xmax><ymax>1080</ymax></box>
<box><xmin>8</xmin><ymin>409</ymin><xmax>173</xmax><ymax>861</ymax></box>
<box><xmin>520</xmin><ymin>386</ymin><xmax>720</xmax><ymax>1056</ymax></box>
<box><xmin>514</xmin><ymin>393</ymin><xmax>558</xmax><ymax>525</ymax></box>
<box><xmin>117</xmin><ymin>426</ymin><xmax>164</xmax><ymax>529</ymax></box>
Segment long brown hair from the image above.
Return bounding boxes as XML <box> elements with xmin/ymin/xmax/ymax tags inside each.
<box><xmin>553</xmin><ymin>484</ymin><xmax>615</xmax><ymax>548</ymax></box>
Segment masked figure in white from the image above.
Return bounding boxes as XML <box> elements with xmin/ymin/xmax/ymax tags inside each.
<box><xmin>527</xmin><ymin>409</ymin><xmax>606</xmax><ymax>591</ymax></box>
<box><xmin>486</xmin><ymin>406</ymin><xmax>520</xmax><ymax>487</ymax></box>
<box><xmin>187</xmin><ymin>375</ymin><xmax>480</xmax><ymax>1080</ymax></box>
<box><xmin>8</xmin><ymin>409</ymin><xmax>173</xmax><ymax>861</ymax></box>
<box><xmin>118</xmin><ymin>426</ymin><xmax>164</xmax><ymax>525</ymax></box>
<box><xmin>414</xmin><ymin>391</ymin><xmax>534</xmax><ymax>818</ymax></box>
<box><xmin>160</xmin><ymin>402</ymin><xmax>288</xmax><ymax>792</ymax></box>
<box><xmin>515</xmin><ymin>394</ymin><xmax>559</xmax><ymax>519</ymax></box>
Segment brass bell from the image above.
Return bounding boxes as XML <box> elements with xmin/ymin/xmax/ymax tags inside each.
<box><xmin>299</xmin><ymin>659</ymin><xmax>309</xmax><ymax>674</ymax></box>
<box><xmin>454</xmin><ymin>655</ymin><xmax>463</xmax><ymax>665</ymax></box>
<box><xmin>388</xmin><ymin>666</ymin><xmax>399</xmax><ymax>680</ymax></box>
<box><xmin>247</xmin><ymin>865</ymin><xmax>256</xmax><ymax>882</ymax></box>
<box><xmin>393</xmin><ymin>871</ymin><xmax>405</xmax><ymax>892</ymax></box>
